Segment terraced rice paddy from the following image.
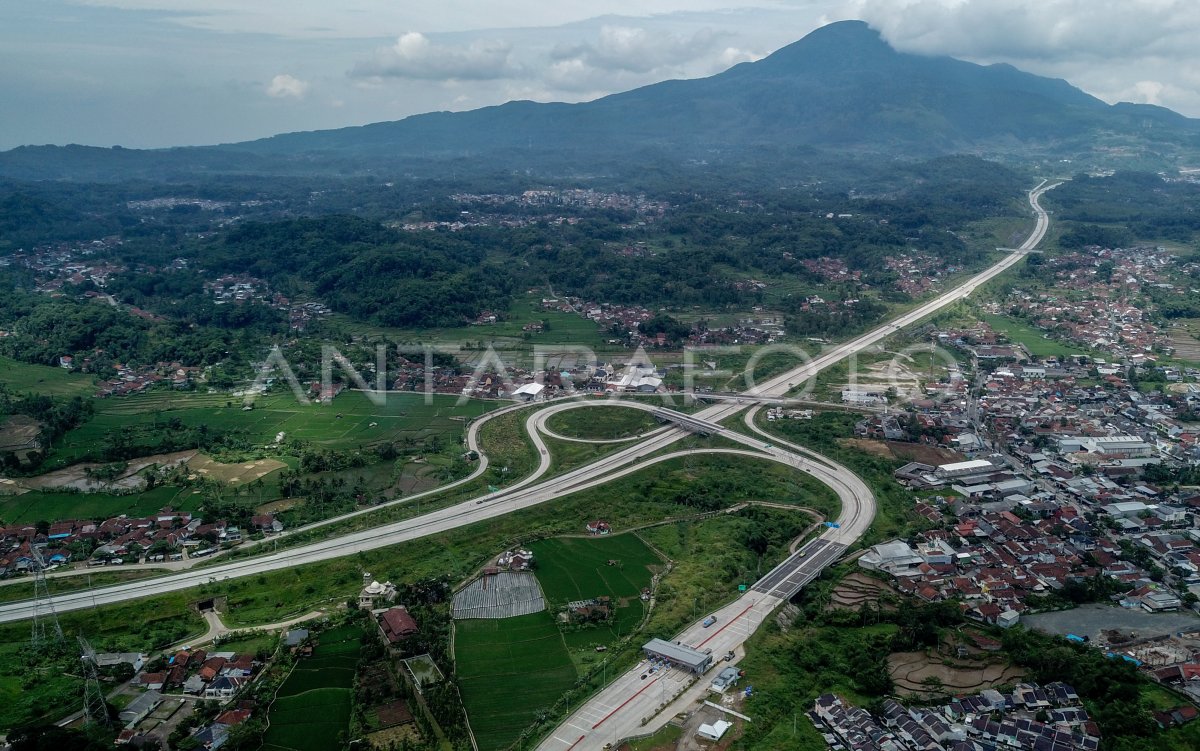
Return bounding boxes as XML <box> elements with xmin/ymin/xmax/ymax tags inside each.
<box><xmin>261</xmin><ymin>624</ymin><xmax>362</xmax><ymax>751</ymax></box>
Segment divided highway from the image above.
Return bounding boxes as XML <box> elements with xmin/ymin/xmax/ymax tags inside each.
<box><xmin>0</xmin><ymin>181</ymin><xmax>1053</xmax><ymax>628</ymax></box>
<box><xmin>536</xmin><ymin>180</ymin><xmax>1057</xmax><ymax>750</ymax></box>
<box><xmin>0</xmin><ymin>183</ymin><xmax>1058</xmax><ymax>749</ymax></box>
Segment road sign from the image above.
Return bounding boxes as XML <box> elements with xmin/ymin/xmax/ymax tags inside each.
<box><xmin>824</xmin><ymin>522</ymin><xmax>841</xmax><ymax>528</ymax></box>
<box><xmin>487</xmin><ymin>485</ymin><xmax>499</xmax><ymax>493</ymax></box>
<box><xmin>738</xmin><ymin>584</ymin><xmax>747</xmax><ymax>592</ymax></box>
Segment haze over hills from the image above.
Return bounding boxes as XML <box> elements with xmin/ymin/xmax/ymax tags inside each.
<box><xmin>2</xmin><ymin>20</ymin><xmax>1197</xmax><ymax>181</ymax></box>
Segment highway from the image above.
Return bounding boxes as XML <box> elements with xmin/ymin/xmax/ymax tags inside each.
<box><xmin>0</xmin><ymin>181</ymin><xmax>1052</xmax><ymax>625</ymax></box>
<box><xmin>534</xmin><ymin>179</ymin><xmax>1057</xmax><ymax>750</ymax></box>
<box><xmin>1</xmin><ymin>181</ymin><xmax>1056</xmax><ymax>744</ymax></box>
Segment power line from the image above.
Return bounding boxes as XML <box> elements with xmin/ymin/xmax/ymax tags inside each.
<box><xmin>79</xmin><ymin>635</ymin><xmax>112</xmax><ymax>727</ymax></box>
<box><xmin>30</xmin><ymin>546</ymin><xmax>64</xmax><ymax>650</ymax></box>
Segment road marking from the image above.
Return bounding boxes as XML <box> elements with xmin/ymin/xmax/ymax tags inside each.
<box><xmin>696</xmin><ymin>601</ymin><xmax>755</xmax><ymax>649</ymax></box>
<box><xmin>592</xmin><ymin>677</ymin><xmax>659</xmax><ymax>729</ymax></box>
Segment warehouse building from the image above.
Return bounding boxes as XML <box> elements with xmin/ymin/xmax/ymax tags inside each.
<box><xmin>643</xmin><ymin>638</ymin><xmax>712</xmax><ymax>674</ymax></box>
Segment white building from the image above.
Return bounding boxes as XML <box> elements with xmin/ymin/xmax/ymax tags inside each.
<box><xmin>511</xmin><ymin>383</ymin><xmax>546</xmax><ymax>401</ymax></box>
<box><xmin>858</xmin><ymin>540</ymin><xmax>924</xmax><ymax>577</ymax></box>
<box><xmin>359</xmin><ymin>574</ymin><xmax>397</xmax><ymax>609</ymax></box>
<box><xmin>697</xmin><ymin>720</ymin><xmax>733</xmax><ymax>742</ymax></box>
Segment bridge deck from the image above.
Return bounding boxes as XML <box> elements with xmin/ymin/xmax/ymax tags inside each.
<box><xmin>752</xmin><ymin>537</ymin><xmax>848</xmax><ymax>599</ymax></box>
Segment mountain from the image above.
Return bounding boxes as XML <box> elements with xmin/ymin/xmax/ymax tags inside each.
<box><xmin>3</xmin><ymin>20</ymin><xmax>1197</xmax><ymax>181</ymax></box>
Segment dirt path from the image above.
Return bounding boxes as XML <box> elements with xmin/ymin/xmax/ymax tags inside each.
<box><xmin>170</xmin><ymin>608</ymin><xmax>325</xmax><ymax>651</ymax></box>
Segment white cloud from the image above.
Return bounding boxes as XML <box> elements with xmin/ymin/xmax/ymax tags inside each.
<box><xmin>716</xmin><ymin>46</ymin><xmax>759</xmax><ymax>68</ymax></box>
<box><xmin>351</xmin><ymin>32</ymin><xmax>516</xmax><ymax>80</ymax></box>
<box><xmin>69</xmin><ymin>0</ymin><xmax>768</xmax><ymax>37</ymax></box>
<box><xmin>265</xmin><ymin>73</ymin><xmax>308</xmax><ymax>99</ymax></box>
<box><xmin>1125</xmin><ymin>81</ymin><xmax>1165</xmax><ymax>106</ymax></box>
<box><xmin>551</xmin><ymin>25</ymin><xmax>729</xmax><ymax>74</ymax></box>
<box><xmin>840</xmin><ymin>0</ymin><xmax>1200</xmax><ymax>61</ymax></box>
<box><xmin>541</xmin><ymin>24</ymin><xmax>766</xmax><ymax>92</ymax></box>
<box><xmin>828</xmin><ymin>0</ymin><xmax>1200</xmax><ymax>118</ymax></box>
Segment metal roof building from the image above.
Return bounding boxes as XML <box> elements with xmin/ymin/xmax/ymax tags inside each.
<box><xmin>643</xmin><ymin>638</ymin><xmax>712</xmax><ymax>674</ymax></box>
<box><xmin>935</xmin><ymin>459</ymin><xmax>1000</xmax><ymax>480</ymax></box>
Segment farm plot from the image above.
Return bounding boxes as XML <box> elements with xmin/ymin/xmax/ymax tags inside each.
<box><xmin>888</xmin><ymin>650</ymin><xmax>1025</xmax><ymax>697</ymax></box>
<box><xmin>0</xmin><ymin>355</ymin><xmax>94</xmax><ymax>397</ymax></box>
<box><xmin>401</xmin><ymin>654</ymin><xmax>444</xmax><ymax>691</ymax></box>
<box><xmin>979</xmin><ymin>313</ymin><xmax>1089</xmax><ymax>357</ymax></box>
<box><xmin>0</xmin><ymin>485</ymin><xmax>195</xmax><ymax>524</ymax></box>
<box><xmin>455</xmin><ymin>612</ymin><xmax>576</xmax><ymax>751</ymax></box>
<box><xmin>53</xmin><ymin>390</ymin><xmax>496</xmax><ymax>467</ymax></box>
<box><xmin>530</xmin><ymin>534</ymin><xmax>662</xmax><ymax>638</ymax></box>
<box><xmin>186</xmin><ymin>454</ymin><xmax>287</xmax><ymax>484</ymax></box>
<box><xmin>531</xmin><ymin>534</ymin><xmax>661</xmax><ymax>602</ymax></box>
<box><xmin>452</xmin><ymin>572</ymin><xmax>546</xmax><ymax>620</ymax></box>
<box><xmin>262</xmin><ymin>625</ymin><xmax>362</xmax><ymax>751</ymax></box>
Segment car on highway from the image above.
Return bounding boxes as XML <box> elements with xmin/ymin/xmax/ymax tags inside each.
<box><xmin>702</xmin><ymin>615</ymin><xmax>717</xmax><ymax>627</ymax></box>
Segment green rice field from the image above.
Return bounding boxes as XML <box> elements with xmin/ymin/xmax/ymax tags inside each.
<box><xmin>531</xmin><ymin>534</ymin><xmax>662</xmax><ymax>646</ymax></box>
<box><xmin>0</xmin><ymin>485</ymin><xmax>198</xmax><ymax>524</ymax></box>
<box><xmin>454</xmin><ymin>612</ymin><xmax>577</xmax><ymax>751</ymax></box>
<box><xmin>0</xmin><ymin>355</ymin><xmax>95</xmax><ymax>397</ymax></box>
<box><xmin>46</xmin><ymin>390</ymin><xmax>495</xmax><ymax>467</ymax></box>
<box><xmin>980</xmin><ymin>313</ymin><xmax>1089</xmax><ymax>357</ymax></box>
<box><xmin>261</xmin><ymin>624</ymin><xmax>362</xmax><ymax>751</ymax></box>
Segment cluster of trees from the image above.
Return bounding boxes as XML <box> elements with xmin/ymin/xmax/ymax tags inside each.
<box><xmin>276</xmin><ymin>471</ymin><xmax>370</xmax><ymax>525</ymax></box>
<box><xmin>97</xmin><ymin>419</ymin><xmax>252</xmax><ymax>463</ymax></box>
<box><xmin>106</xmin><ymin>269</ymin><xmax>289</xmax><ymax>333</ymax></box>
<box><xmin>638</xmin><ymin>313</ymin><xmax>692</xmax><ymax>343</ymax></box>
<box><xmin>210</xmin><ymin>216</ymin><xmax>514</xmax><ymax>328</ymax></box>
<box><xmin>296</xmin><ymin>447</ymin><xmax>370</xmax><ymax>474</ymax></box>
<box><xmin>1057</xmin><ymin>223</ymin><xmax>1134</xmax><ymax>250</ymax></box>
<box><xmin>0</xmin><ymin>287</ymin><xmax>257</xmax><ymax>372</ymax></box>
<box><xmin>1142</xmin><ymin>462</ymin><xmax>1200</xmax><ymax>487</ymax></box>
<box><xmin>785</xmin><ymin>297</ymin><xmax>890</xmax><ymax>338</ymax></box>
<box><xmin>1001</xmin><ymin>628</ymin><xmax>1161</xmax><ymax>748</ymax></box>
<box><xmin>1049</xmin><ymin>172</ymin><xmax>1200</xmax><ymax>243</ymax></box>
<box><xmin>0</xmin><ymin>386</ymin><xmax>93</xmax><ymax>467</ymax></box>
<box><xmin>2</xmin><ymin>153</ymin><xmax>1032</xmax><ymax>356</ymax></box>
<box><xmin>739</xmin><ymin>506</ymin><xmax>807</xmax><ymax>558</ymax></box>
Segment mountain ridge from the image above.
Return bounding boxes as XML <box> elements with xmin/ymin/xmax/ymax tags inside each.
<box><xmin>2</xmin><ymin>20</ymin><xmax>1196</xmax><ymax>180</ymax></box>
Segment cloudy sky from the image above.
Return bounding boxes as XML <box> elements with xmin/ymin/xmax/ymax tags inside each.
<box><xmin>2</xmin><ymin>0</ymin><xmax>1199</xmax><ymax>150</ymax></box>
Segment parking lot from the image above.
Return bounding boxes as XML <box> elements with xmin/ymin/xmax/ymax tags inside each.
<box><xmin>1024</xmin><ymin>603</ymin><xmax>1200</xmax><ymax>643</ymax></box>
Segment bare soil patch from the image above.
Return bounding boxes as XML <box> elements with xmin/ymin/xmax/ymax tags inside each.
<box><xmin>186</xmin><ymin>454</ymin><xmax>285</xmax><ymax>484</ymax></box>
<box><xmin>0</xmin><ymin>415</ymin><xmax>41</xmax><ymax>453</ymax></box>
<box><xmin>843</xmin><ymin>438</ymin><xmax>895</xmax><ymax>458</ymax></box>
<box><xmin>255</xmin><ymin>498</ymin><xmax>303</xmax><ymax>515</ymax></box>
<box><xmin>21</xmin><ymin>450</ymin><xmax>196</xmax><ymax>492</ymax></box>
<box><xmin>888</xmin><ymin>649</ymin><xmax>1025</xmax><ymax>697</ymax></box>
<box><xmin>373</xmin><ymin>698</ymin><xmax>414</xmax><ymax>728</ymax></box>
<box><xmin>844</xmin><ymin>438</ymin><xmax>964</xmax><ymax>465</ymax></box>
<box><xmin>1170</xmin><ymin>327</ymin><xmax>1200</xmax><ymax>363</ymax></box>
<box><xmin>827</xmin><ymin>572</ymin><xmax>898</xmax><ymax>611</ymax></box>
<box><xmin>366</xmin><ymin>724</ymin><xmax>421</xmax><ymax>749</ymax></box>
<box><xmin>886</xmin><ymin>442</ymin><xmax>964</xmax><ymax>465</ymax></box>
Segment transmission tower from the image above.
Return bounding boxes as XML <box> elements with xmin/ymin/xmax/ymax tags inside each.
<box><xmin>30</xmin><ymin>546</ymin><xmax>64</xmax><ymax>649</ymax></box>
<box><xmin>79</xmin><ymin>636</ymin><xmax>111</xmax><ymax>727</ymax></box>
